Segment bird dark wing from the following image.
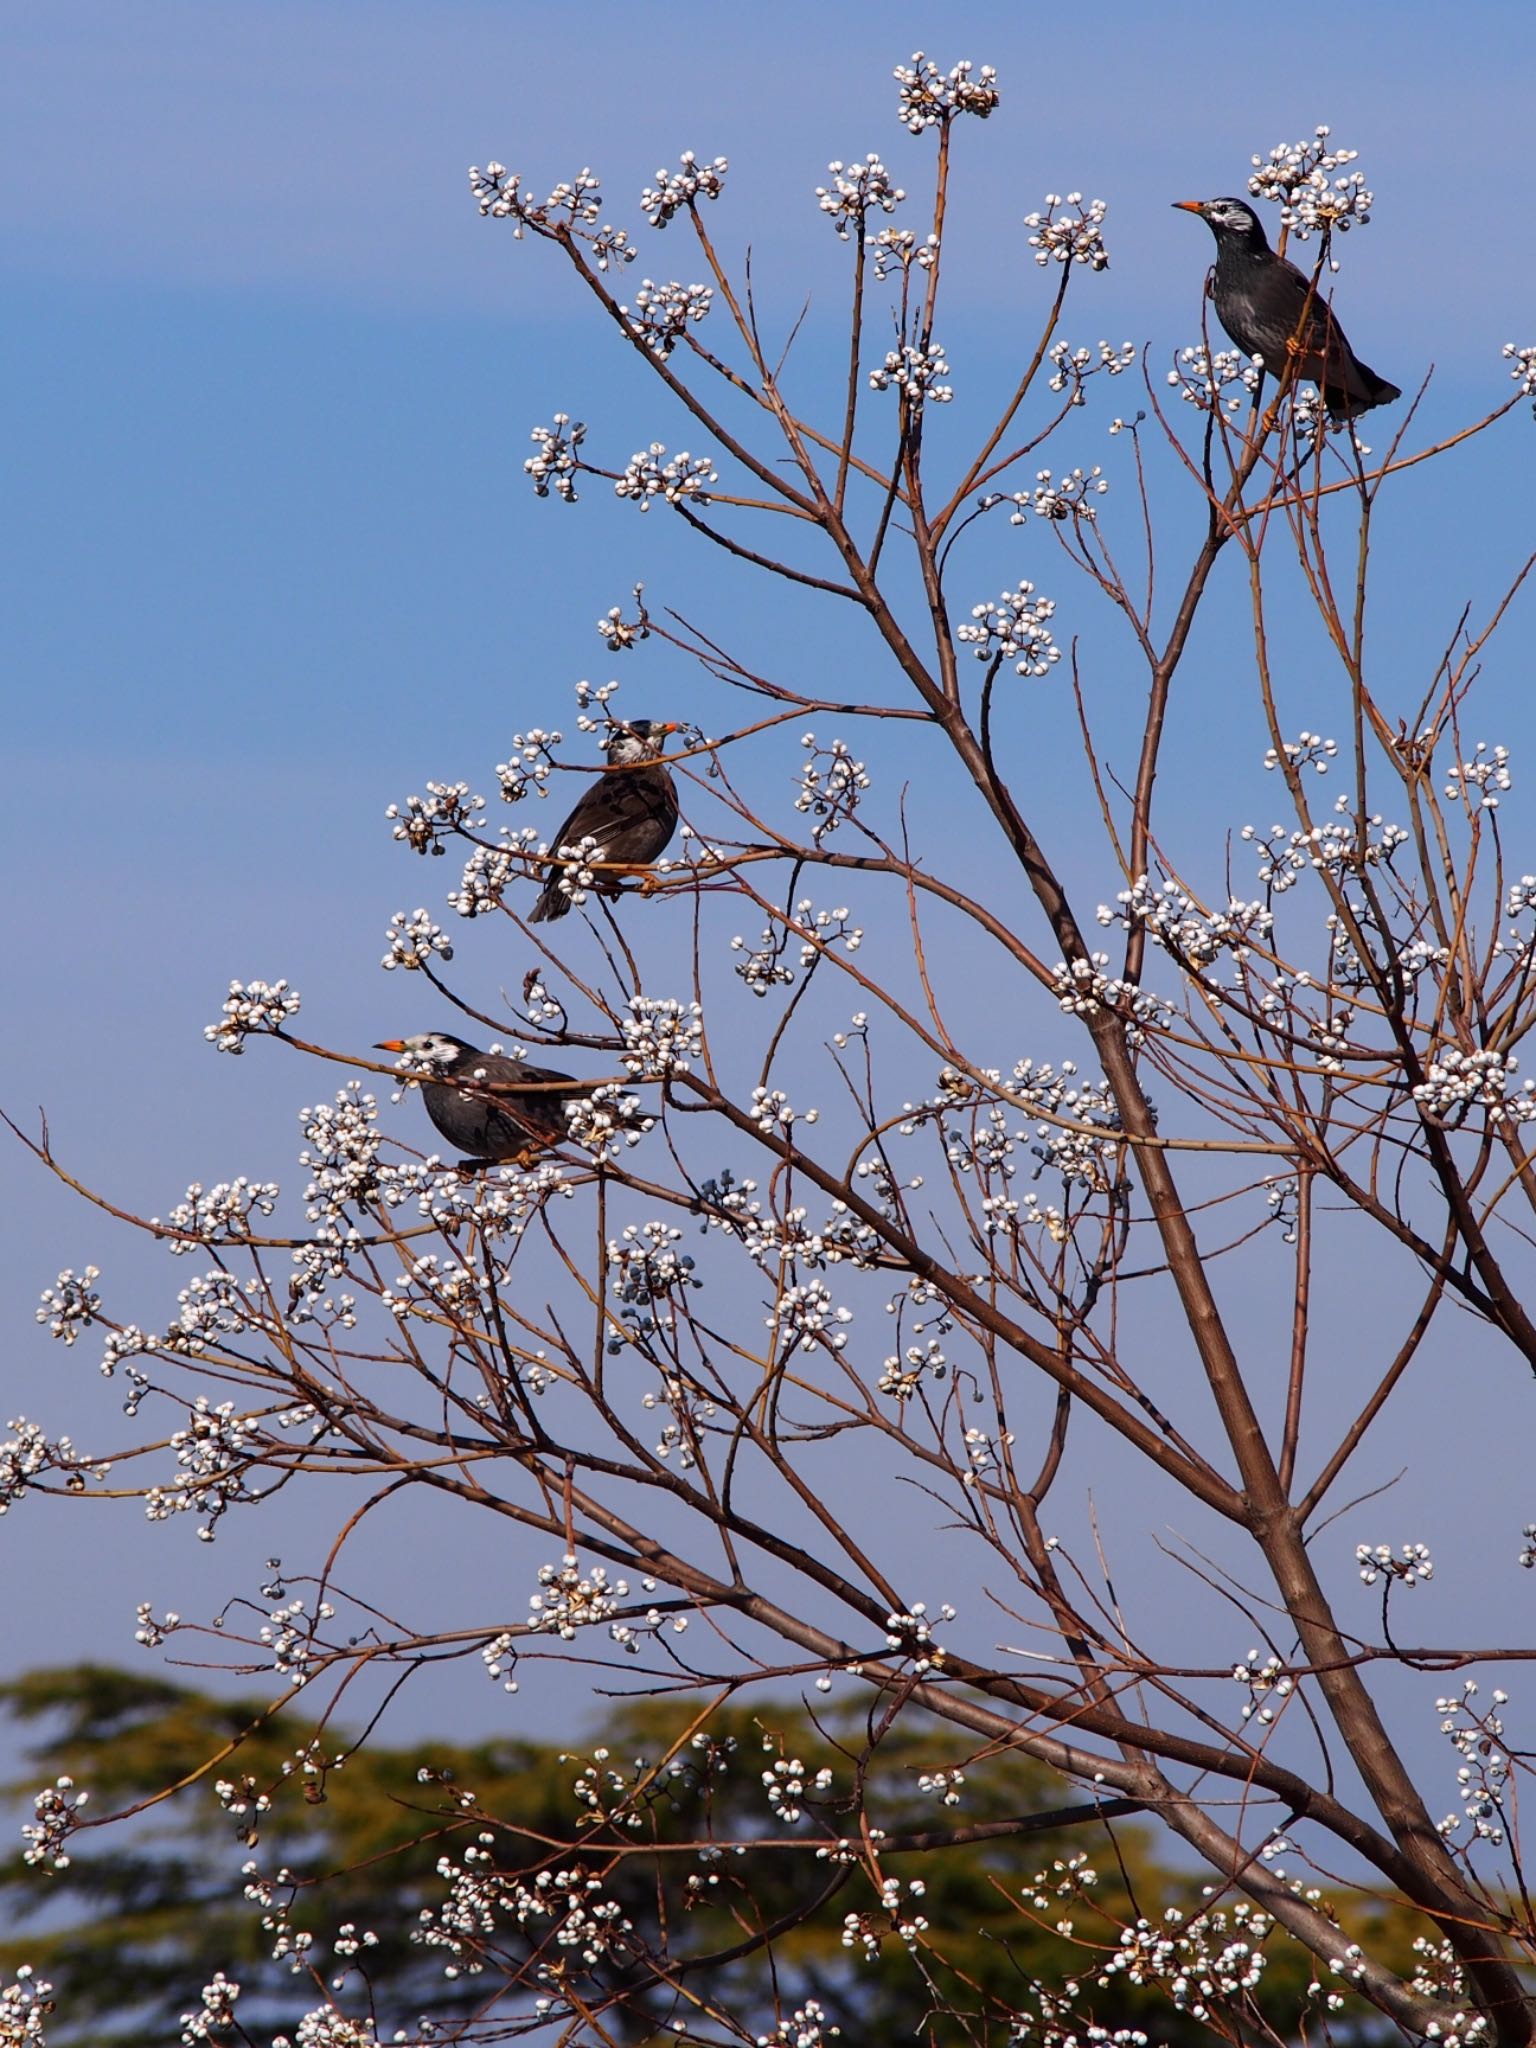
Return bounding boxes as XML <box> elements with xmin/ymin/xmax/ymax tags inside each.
<box><xmin>423</xmin><ymin>1058</ymin><xmax>579</xmax><ymax>1158</ymax></box>
<box><xmin>1217</xmin><ymin>254</ymin><xmax>1385</xmax><ymax>418</ymax></box>
<box><xmin>531</xmin><ymin>765</ymin><xmax>679</xmax><ymax>922</ymax></box>
<box><xmin>547</xmin><ymin>764</ymin><xmax>677</xmax><ymax>862</ymax></box>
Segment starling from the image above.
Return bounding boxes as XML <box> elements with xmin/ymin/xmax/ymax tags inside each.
<box><xmin>376</xmin><ymin>1031</ymin><xmax>632</xmax><ymax>1169</ymax></box>
<box><xmin>531</xmin><ymin>720</ymin><xmax>681</xmax><ymax>923</ymax></box>
<box><xmin>1173</xmin><ymin>197</ymin><xmax>1401</xmax><ymax>422</ymax></box>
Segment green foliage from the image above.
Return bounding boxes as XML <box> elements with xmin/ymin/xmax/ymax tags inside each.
<box><xmin>0</xmin><ymin>1666</ymin><xmax>1432</xmax><ymax>2044</ymax></box>
<box><xmin>0</xmin><ymin>1665</ymin><xmax>572</xmax><ymax>2044</ymax></box>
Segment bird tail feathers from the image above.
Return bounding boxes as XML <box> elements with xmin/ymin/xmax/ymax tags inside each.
<box><xmin>528</xmin><ymin>886</ymin><xmax>569</xmax><ymax>924</ymax></box>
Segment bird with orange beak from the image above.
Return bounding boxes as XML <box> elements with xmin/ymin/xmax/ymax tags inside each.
<box><xmin>1173</xmin><ymin>196</ymin><xmax>1400</xmax><ymax>421</ymax></box>
<box><xmin>530</xmin><ymin>719</ymin><xmax>682</xmax><ymax>922</ymax></box>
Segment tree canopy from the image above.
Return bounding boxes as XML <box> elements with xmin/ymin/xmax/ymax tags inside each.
<box><xmin>11</xmin><ymin>43</ymin><xmax>1536</xmax><ymax>2048</ymax></box>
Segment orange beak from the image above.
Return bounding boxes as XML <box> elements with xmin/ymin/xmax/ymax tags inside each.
<box><xmin>1172</xmin><ymin>200</ymin><xmax>1204</xmax><ymax>214</ymax></box>
<box><xmin>375</xmin><ymin>1040</ymin><xmax>406</xmax><ymax>1053</ymax></box>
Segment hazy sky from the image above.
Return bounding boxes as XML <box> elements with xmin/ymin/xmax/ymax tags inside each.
<box><xmin>4</xmin><ymin>0</ymin><xmax>1535</xmax><ymax>1789</ymax></box>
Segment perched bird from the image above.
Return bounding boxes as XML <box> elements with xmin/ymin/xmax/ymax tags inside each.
<box><xmin>376</xmin><ymin>1032</ymin><xmax>627</xmax><ymax>1169</ymax></box>
<box><xmin>531</xmin><ymin>720</ymin><xmax>681</xmax><ymax>923</ymax></box>
<box><xmin>1173</xmin><ymin>197</ymin><xmax>1401</xmax><ymax>422</ymax></box>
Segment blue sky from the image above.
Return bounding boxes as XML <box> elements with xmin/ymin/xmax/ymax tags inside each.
<box><xmin>4</xmin><ymin>0</ymin><xmax>1536</xmax><ymax>1776</ymax></box>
